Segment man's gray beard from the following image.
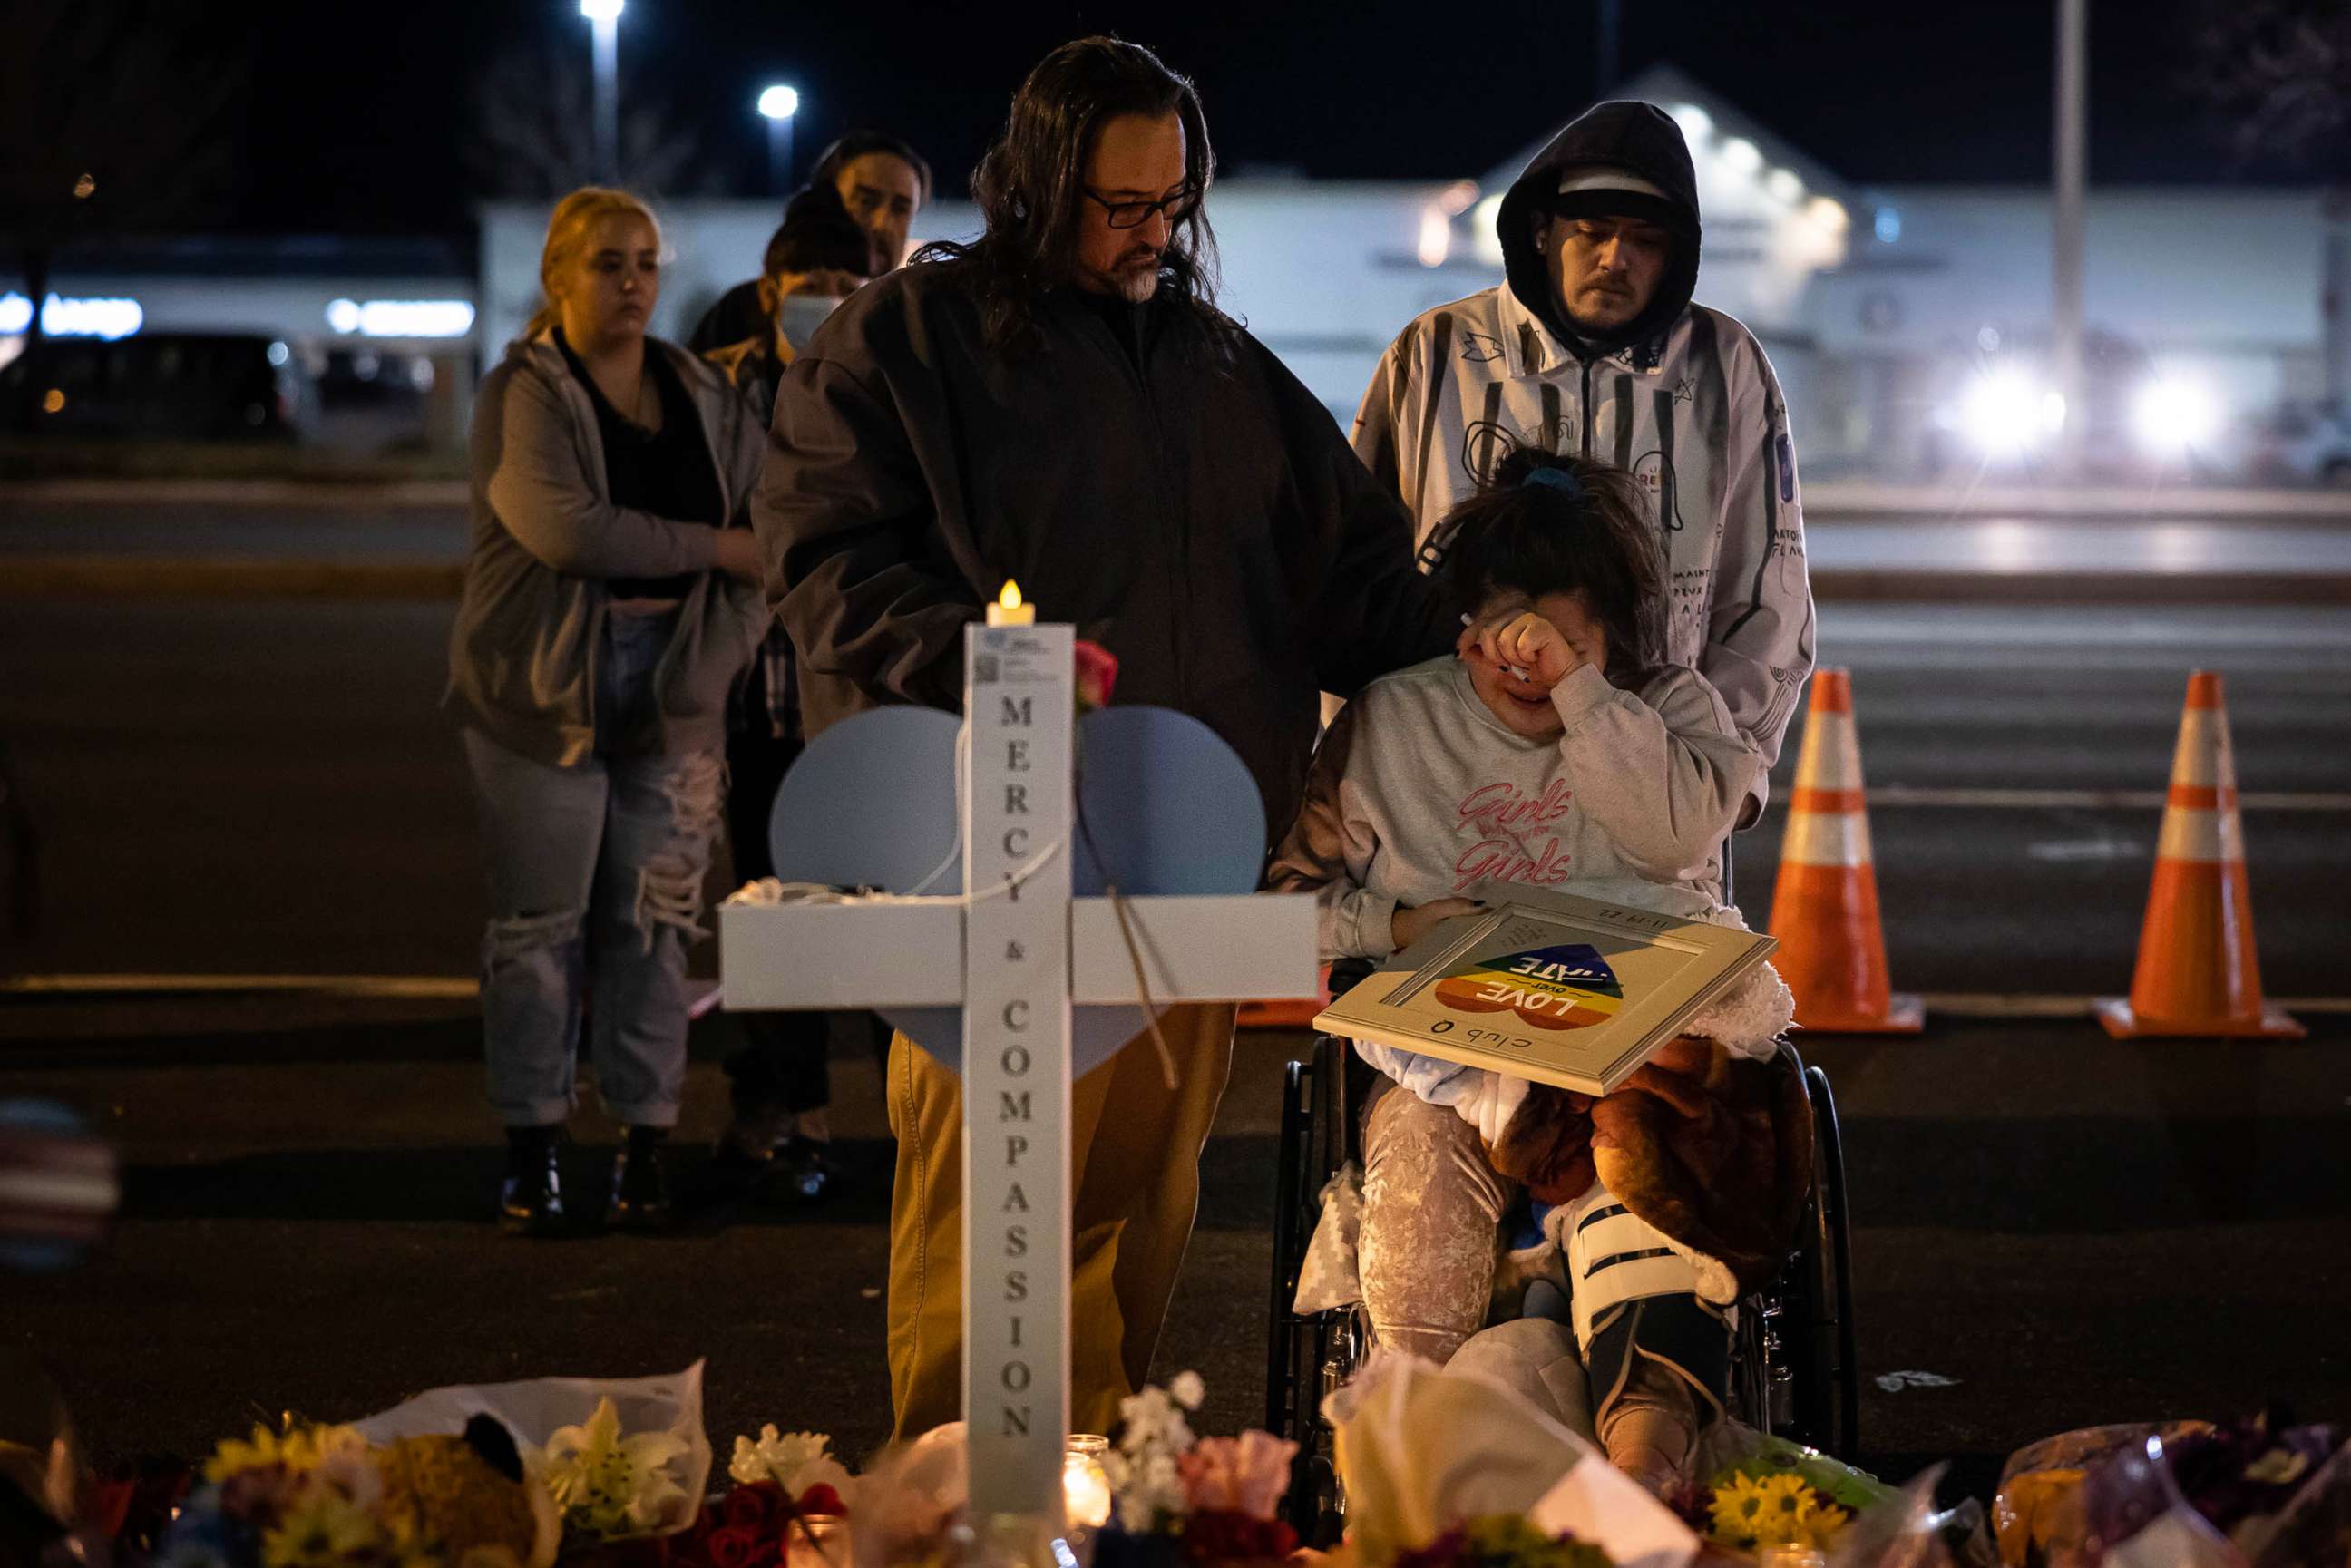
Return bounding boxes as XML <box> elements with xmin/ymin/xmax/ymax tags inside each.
<box><xmin>1115</xmin><ymin>268</ymin><xmax>1159</xmax><ymax>304</ymax></box>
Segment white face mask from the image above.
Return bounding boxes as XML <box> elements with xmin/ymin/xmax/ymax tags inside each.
<box><xmin>776</xmin><ymin>292</ymin><xmax>842</xmax><ymax>348</ymax></box>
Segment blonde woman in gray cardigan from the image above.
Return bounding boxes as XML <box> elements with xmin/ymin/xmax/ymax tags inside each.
<box><xmin>1269</xmin><ymin>450</ymin><xmax>1797</xmax><ymax>1494</ymax></box>
<box><xmin>448</xmin><ymin>189</ymin><xmax>767</xmax><ymax>1236</ymax></box>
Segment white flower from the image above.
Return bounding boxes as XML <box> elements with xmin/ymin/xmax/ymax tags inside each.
<box><xmin>730</xmin><ymin>1427</ymin><xmax>854</xmax><ymax>1509</ymax></box>
<box><xmin>1102</xmin><ymin>1379</ymin><xmax>1202</xmax><ymax>1534</ymax></box>
<box><xmin>532</xmin><ymin>1398</ymin><xmax>692</xmax><ymax>1541</ymax></box>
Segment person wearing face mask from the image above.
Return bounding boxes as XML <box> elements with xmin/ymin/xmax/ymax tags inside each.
<box><xmin>447</xmin><ymin>188</ymin><xmax>769</xmax><ymax>1237</ymax></box>
<box><xmin>702</xmin><ymin>185</ymin><xmax>873</xmax><ymax>1204</ymax></box>
<box><xmin>1355</xmin><ymin>101</ymin><xmax>1814</xmax><ymax>832</ymax></box>
<box><xmin>688</xmin><ymin>130</ymin><xmax>929</xmax><ymax>355</ymax></box>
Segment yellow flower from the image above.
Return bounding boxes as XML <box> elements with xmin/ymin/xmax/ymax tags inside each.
<box><xmin>1749</xmin><ymin>1473</ymin><xmax>1819</xmax><ymax>1546</ymax></box>
<box><xmin>1800</xmin><ymin>1501</ymin><xmax>1851</xmax><ymax>1549</ymax></box>
<box><xmin>1708</xmin><ymin>1474</ymin><xmax>1771</xmax><ymax>1545</ymax></box>
<box><xmin>259</xmin><ymin>1491</ymin><xmax>382</xmax><ymax>1568</ymax></box>
<box><xmin>204</xmin><ymin>1424</ymin><xmax>370</xmax><ymax>1485</ymax></box>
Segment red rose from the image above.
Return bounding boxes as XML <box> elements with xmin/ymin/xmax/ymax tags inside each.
<box><xmin>1179</xmin><ymin>1509</ymin><xmax>1298</xmax><ymax>1563</ymax></box>
<box><xmin>703</xmin><ymin>1524</ymin><xmax>779</xmax><ymax>1568</ymax></box>
<box><xmin>659</xmin><ymin>1505</ymin><xmax>721</xmax><ymax>1568</ymax></box>
<box><xmin>726</xmin><ymin>1481</ymin><xmax>785</xmax><ymax>1531</ymax></box>
<box><xmin>1074</xmin><ymin>640</ymin><xmax>1120</xmax><ymax>710</ymax></box>
<box><xmin>795</xmin><ymin>1484</ymin><xmax>847</xmax><ymax>1518</ymax></box>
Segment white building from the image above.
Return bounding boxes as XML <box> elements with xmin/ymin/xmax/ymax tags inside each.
<box><xmin>480</xmin><ymin>63</ymin><xmax>2332</xmax><ymax>478</ymax></box>
<box><xmin>15</xmin><ymin>65</ymin><xmax>2329</xmax><ymax>477</ymax></box>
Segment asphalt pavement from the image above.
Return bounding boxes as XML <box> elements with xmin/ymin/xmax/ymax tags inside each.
<box><xmin>3</xmin><ymin>580</ymin><xmax>2348</xmax><ymax>1507</ymax></box>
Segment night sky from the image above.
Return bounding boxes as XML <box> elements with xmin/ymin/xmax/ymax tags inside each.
<box><xmin>165</xmin><ymin>0</ymin><xmax>2302</xmax><ymax>235</ymax></box>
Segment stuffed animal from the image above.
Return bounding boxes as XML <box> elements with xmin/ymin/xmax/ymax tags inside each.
<box><xmin>375</xmin><ymin>1415</ymin><xmax>559</xmax><ymax>1568</ymax></box>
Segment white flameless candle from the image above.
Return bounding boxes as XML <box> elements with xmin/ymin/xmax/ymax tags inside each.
<box><xmin>989</xmin><ymin>579</ymin><xmax>1036</xmax><ymax>627</ymax></box>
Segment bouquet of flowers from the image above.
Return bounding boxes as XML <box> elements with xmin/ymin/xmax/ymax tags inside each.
<box><xmin>159</xmin><ymin>1416</ymin><xmax>555</xmax><ymax>1568</ymax></box>
<box><xmin>1096</xmin><ymin>1373</ymin><xmax>1301</xmax><ymax>1567</ymax></box>
<box><xmin>352</xmin><ymin>1364</ymin><xmax>711</xmax><ymax>1558</ymax></box>
<box><xmin>657</xmin><ymin>1428</ymin><xmax>854</xmax><ymax>1568</ymax></box>
<box><xmin>1995</xmin><ymin>1412</ymin><xmax>2350</xmax><ymax>1568</ymax></box>
<box><xmin>1671</xmin><ymin>1421</ymin><xmax>1897</xmax><ymax>1561</ymax></box>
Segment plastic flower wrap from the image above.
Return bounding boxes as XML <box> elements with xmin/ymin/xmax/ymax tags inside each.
<box><xmin>1328</xmin><ymin>1352</ymin><xmax>1695</xmax><ymax>1568</ymax></box>
<box><xmin>1673</xmin><ymin>1419</ymin><xmax>1895</xmax><ymax>1560</ymax></box>
<box><xmin>1989</xmin><ymin>1422</ymin><xmax>2213</xmax><ymax>1568</ymax></box>
<box><xmin>534</xmin><ymin>1397</ymin><xmax>692</xmax><ymax>1545</ymax></box>
<box><xmin>351</xmin><ymin>1362</ymin><xmax>710</xmax><ymax>1550</ymax></box>
<box><xmin>2004</xmin><ymin>1413</ymin><xmax>2351</xmax><ymax>1568</ymax></box>
<box><xmin>845</xmin><ymin>1422</ymin><xmax>964</xmax><ymax>1568</ymax></box>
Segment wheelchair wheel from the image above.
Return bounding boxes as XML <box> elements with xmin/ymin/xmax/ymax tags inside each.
<box><xmin>1775</xmin><ymin>1063</ymin><xmax>1859</xmax><ymax>1456</ymax></box>
<box><xmin>1266</xmin><ymin>1041</ymin><xmax>1365</xmax><ymax>1546</ymax></box>
<box><xmin>1731</xmin><ymin>1050</ymin><xmax>1859</xmax><ymax>1459</ymax></box>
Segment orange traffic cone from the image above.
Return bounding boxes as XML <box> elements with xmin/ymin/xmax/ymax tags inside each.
<box><xmin>1768</xmin><ymin>670</ymin><xmax>1923</xmax><ymax>1033</ymax></box>
<box><xmin>1237</xmin><ymin>964</ymin><xmax>1332</xmax><ymax>1029</ymax></box>
<box><xmin>2095</xmin><ymin>672</ymin><xmax>2303</xmax><ymax>1039</ymax></box>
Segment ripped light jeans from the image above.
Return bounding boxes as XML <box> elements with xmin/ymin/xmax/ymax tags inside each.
<box><xmin>1358</xmin><ymin>1085</ymin><xmax>1724</xmax><ymax>1446</ymax></box>
<box><xmin>462</xmin><ymin>609</ymin><xmax>724</xmax><ymax>1129</ymax></box>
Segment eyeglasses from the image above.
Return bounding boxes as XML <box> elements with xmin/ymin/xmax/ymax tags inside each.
<box><xmin>1083</xmin><ymin>186</ymin><xmax>1201</xmax><ymax>230</ymax></box>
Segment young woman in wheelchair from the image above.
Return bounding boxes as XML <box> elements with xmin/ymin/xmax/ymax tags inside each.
<box><xmin>1267</xmin><ymin>447</ymin><xmax>1807</xmax><ymax>1495</ymax></box>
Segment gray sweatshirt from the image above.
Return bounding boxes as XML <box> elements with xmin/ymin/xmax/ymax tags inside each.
<box><xmin>1267</xmin><ymin>655</ymin><xmax>1760</xmax><ymax>962</ymax></box>
<box><xmin>445</xmin><ymin>332</ymin><xmax>769</xmax><ymax>767</ymax></box>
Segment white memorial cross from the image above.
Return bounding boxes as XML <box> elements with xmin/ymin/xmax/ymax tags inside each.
<box><xmin>719</xmin><ymin>604</ymin><xmax>1318</xmax><ymax>1533</ymax></box>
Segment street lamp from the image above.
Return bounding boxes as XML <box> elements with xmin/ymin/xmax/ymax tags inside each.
<box><xmin>580</xmin><ymin>0</ymin><xmax>624</xmax><ymax>185</ymax></box>
<box><xmin>757</xmin><ymin>83</ymin><xmax>800</xmax><ymax>195</ymax></box>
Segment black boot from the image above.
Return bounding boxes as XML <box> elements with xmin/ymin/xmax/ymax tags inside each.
<box><xmin>769</xmin><ymin>1134</ymin><xmax>844</xmax><ymax>1203</ymax></box>
<box><xmin>499</xmin><ymin>1125</ymin><xmax>566</xmax><ymax>1237</ymax></box>
<box><xmin>607</xmin><ymin>1126</ymin><xmax>677</xmax><ymax>1232</ymax></box>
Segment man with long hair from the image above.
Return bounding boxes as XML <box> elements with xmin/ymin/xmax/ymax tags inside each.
<box><xmin>755</xmin><ymin>35</ymin><xmax>1449</xmax><ymax>1437</ymax></box>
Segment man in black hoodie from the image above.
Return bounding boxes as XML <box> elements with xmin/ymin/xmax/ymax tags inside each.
<box><xmin>1356</xmin><ymin>101</ymin><xmax>1815</xmax><ymax>825</ymax></box>
<box><xmin>753</xmin><ymin>37</ymin><xmax>1450</xmax><ymax>1439</ymax></box>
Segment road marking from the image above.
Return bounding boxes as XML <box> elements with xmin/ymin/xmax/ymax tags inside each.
<box><xmin>2</xmin><ymin>973</ymin><xmax>478</xmax><ymax>998</ymax></box>
<box><xmin>1917</xmin><ymin>993</ymin><xmax>2351</xmax><ymax>1018</ymax></box>
<box><xmin>0</xmin><ymin>973</ymin><xmax>734</xmax><ymax>1008</ymax></box>
<box><xmin>1782</xmin><ymin>786</ymin><xmax>2351</xmax><ymax>813</ymax></box>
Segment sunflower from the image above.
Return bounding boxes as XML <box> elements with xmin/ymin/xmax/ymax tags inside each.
<box><xmin>1707</xmin><ymin>1474</ymin><xmax>1771</xmax><ymax>1547</ymax></box>
<box><xmin>1746</xmin><ymin>1473</ymin><xmax>1821</xmax><ymax>1546</ymax></box>
<box><xmin>1800</xmin><ymin>1500</ymin><xmax>1852</xmax><ymax>1549</ymax></box>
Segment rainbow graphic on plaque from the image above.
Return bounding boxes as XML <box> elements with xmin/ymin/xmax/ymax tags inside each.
<box><xmin>1432</xmin><ymin>942</ymin><xmax>1624</xmax><ymax>1031</ymax></box>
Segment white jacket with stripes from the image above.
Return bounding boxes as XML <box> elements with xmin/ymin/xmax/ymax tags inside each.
<box><xmin>1351</xmin><ymin>282</ymin><xmax>1816</xmax><ymax>815</ymax></box>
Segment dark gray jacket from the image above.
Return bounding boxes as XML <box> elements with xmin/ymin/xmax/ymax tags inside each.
<box><xmin>754</xmin><ymin>263</ymin><xmax>1453</xmax><ymax>844</ymax></box>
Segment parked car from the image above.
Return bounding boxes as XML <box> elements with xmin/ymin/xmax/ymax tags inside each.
<box><xmin>0</xmin><ymin>333</ymin><xmax>305</xmax><ymax>440</ymax></box>
<box><xmin>2247</xmin><ymin>398</ymin><xmax>2351</xmax><ymax>486</ymax></box>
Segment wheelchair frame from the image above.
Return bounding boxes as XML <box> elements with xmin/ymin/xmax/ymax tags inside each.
<box><xmin>1264</xmin><ymin>1019</ymin><xmax>1858</xmax><ymax>1544</ymax></box>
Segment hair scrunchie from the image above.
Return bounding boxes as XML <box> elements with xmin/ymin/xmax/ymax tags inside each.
<box><xmin>1520</xmin><ymin>466</ymin><xmax>1585</xmax><ymax>503</ymax></box>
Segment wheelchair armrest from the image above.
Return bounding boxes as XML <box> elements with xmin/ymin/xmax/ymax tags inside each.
<box><xmin>1327</xmin><ymin>956</ymin><xmax>1379</xmax><ymax>995</ymax></box>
